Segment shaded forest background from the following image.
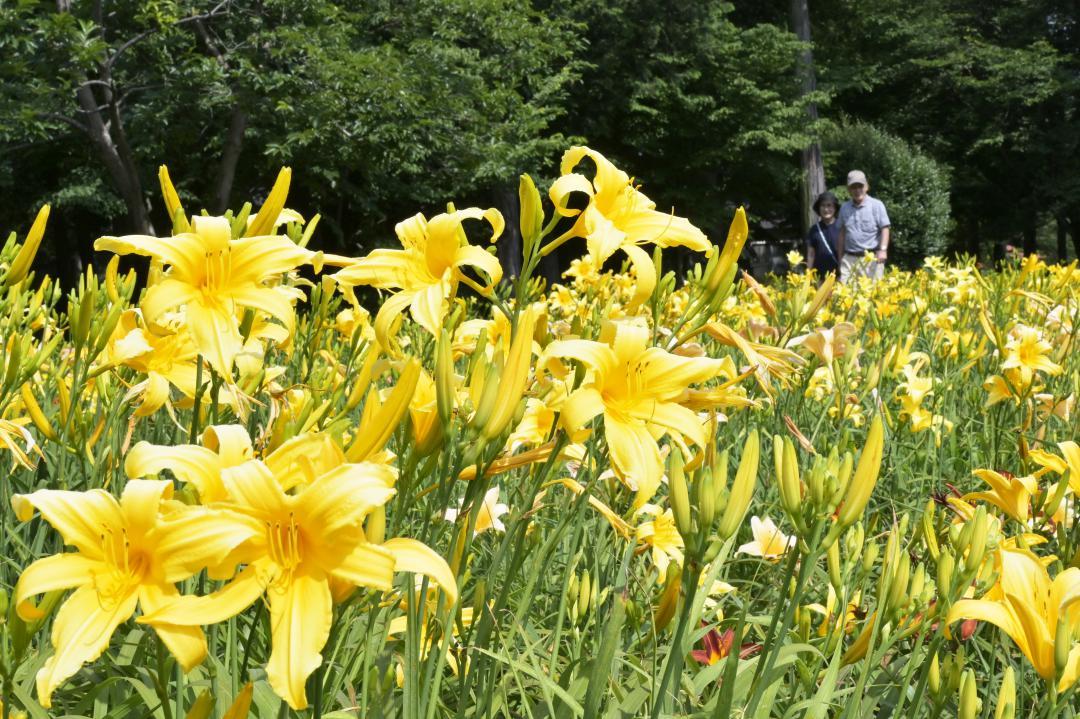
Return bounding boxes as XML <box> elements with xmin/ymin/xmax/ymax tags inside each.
<box><xmin>1</xmin><ymin>0</ymin><xmax>1078</xmax><ymax>286</ymax></box>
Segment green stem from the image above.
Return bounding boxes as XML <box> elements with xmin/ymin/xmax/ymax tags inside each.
<box><xmin>650</xmin><ymin>564</ymin><xmax>702</xmax><ymax>719</ymax></box>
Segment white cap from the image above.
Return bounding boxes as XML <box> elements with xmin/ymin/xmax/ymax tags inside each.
<box><xmin>846</xmin><ymin>170</ymin><xmax>868</xmax><ymax>186</ymax></box>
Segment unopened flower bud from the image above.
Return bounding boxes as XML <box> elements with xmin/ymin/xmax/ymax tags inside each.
<box><xmin>862</xmin><ymin>540</ymin><xmax>879</xmax><ymax>574</ymax></box>
<box><xmin>718</xmin><ymin>430</ymin><xmax>759</xmax><ymax>540</ymax></box>
<box><xmin>937</xmin><ymin>550</ymin><xmax>955</xmax><ymax>597</ymax></box>
<box><xmin>958</xmin><ymin>669</ymin><xmax>979</xmax><ymax>719</ymax></box>
<box><xmin>928</xmin><ymin>653</ymin><xmax>942</xmax><ymax>696</ymax></box>
<box><xmin>994</xmin><ymin>666</ymin><xmax>1015</xmax><ymax>719</ymax></box>
<box><xmin>1055</xmin><ymin>616</ymin><xmax>1071</xmax><ymax>677</ymax></box>
<box><xmin>827</xmin><ymin>540</ymin><xmax>843</xmax><ymax>595</ymax></box>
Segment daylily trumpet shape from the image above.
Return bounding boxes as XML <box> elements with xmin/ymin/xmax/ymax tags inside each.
<box><xmin>1001</xmin><ymin>325</ymin><xmax>1062</xmax><ymax>386</ymax></box>
<box><xmin>12</xmin><ymin>481</ymin><xmax>259</xmax><ymax>707</ymax></box>
<box><xmin>543</xmin><ymin>320</ymin><xmax>724</xmax><ymax>508</ymax></box>
<box><xmin>95</xmin><ymin>214</ymin><xmax>311</xmax><ymax>376</ymax></box>
<box><xmin>101</xmin><ymin>310</ymin><xmax>204</xmax><ymax>416</ymax></box>
<box><xmin>548</xmin><ymin>146</ymin><xmax>709</xmax><ymax>307</ymax></box>
<box><xmin>333</xmin><ymin>208</ymin><xmax>504</xmax><ymax>350</ymax></box>
<box><xmin>135</xmin><ymin>437</ymin><xmax>456</xmax><ymax>710</ymax></box>
<box><xmin>963</xmin><ymin>469</ymin><xmax>1038</xmax><ymax>524</ymax></box>
<box><xmin>947</xmin><ymin>545</ymin><xmax>1080</xmax><ymax>691</ymax></box>
<box><xmin>737</xmin><ymin>515</ymin><xmax>795</xmax><ymax>561</ymax></box>
<box><xmin>791</xmin><ymin>322</ymin><xmax>858</xmax><ymax>366</ymax></box>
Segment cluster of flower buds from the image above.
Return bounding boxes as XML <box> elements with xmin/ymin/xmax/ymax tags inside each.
<box><xmin>669</xmin><ymin>429</ymin><xmax>760</xmax><ymax>564</ymax></box>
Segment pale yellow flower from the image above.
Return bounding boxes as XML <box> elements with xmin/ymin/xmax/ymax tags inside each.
<box><xmin>737</xmin><ymin>515</ymin><xmax>794</xmax><ymax>561</ymax></box>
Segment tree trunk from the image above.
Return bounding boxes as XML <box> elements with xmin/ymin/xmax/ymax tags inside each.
<box><xmin>1022</xmin><ymin>215</ymin><xmax>1037</xmax><ymax>256</ymax></box>
<box><xmin>75</xmin><ymin>84</ymin><xmax>154</xmax><ymax>235</ymax></box>
<box><xmin>1068</xmin><ymin>206</ymin><xmax>1080</xmax><ymax>262</ymax></box>
<box><xmin>493</xmin><ymin>184</ymin><xmax>522</xmax><ymax>279</ymax></box>
<box><xmin>59</xmin><ymin>0</ymin><xmax>153</xmax><ymax>235</ymax></box>
<box><xmin>791</xmin><ymin>0</ymin><xmax>826</xmax><ymax>235</ymax></box>
<box><xmin>1057</xmin><ymin>212</ymin><xmax>1068</xmax><ymax>263</ymax></box>
<box><xmin>214</xmin><ymin>106</ymin><xmax>248</xmax><ymax>213</ymax></box>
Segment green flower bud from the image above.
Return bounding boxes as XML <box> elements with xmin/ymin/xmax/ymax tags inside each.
<box><xmin>958</xmin><ymin>669</ymin><xmax>979</xmax><ymax>719</ymax></box>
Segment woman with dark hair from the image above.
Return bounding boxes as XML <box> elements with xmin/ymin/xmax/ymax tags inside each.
<box><xmin>806</xmin><ymin>191</ymin><xmax>840</xmax><ymax>277</ymax></box>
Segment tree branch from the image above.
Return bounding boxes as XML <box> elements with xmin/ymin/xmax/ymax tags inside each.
<box><xmin>104</xmin><ymin>1</ymin><xmax>232</xmax><ymax>71</ymax></box>
<box><xmin>38</xmin><ymin>113</ymin><xmax>89</xmax><ymax>134</ymax></box>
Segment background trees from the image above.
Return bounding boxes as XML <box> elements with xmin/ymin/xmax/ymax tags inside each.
<box><xmin>0</xmin><ymin>0</ymin><xmax>1077</xmax><ymax>280</ymax></box>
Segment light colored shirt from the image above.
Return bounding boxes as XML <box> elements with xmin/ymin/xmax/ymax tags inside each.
<box><xmin>838</xmin><ymin>196</ymin><xmax>890</xmax><ymax>253</ymax></box>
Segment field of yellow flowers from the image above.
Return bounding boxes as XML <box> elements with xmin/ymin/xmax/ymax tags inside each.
<box><xmin>0</xmin><ymin>147</ymin><xmax>1078</xmax><ymax>718</ymax></box>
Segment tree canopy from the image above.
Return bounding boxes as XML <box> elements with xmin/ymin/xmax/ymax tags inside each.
<box><xmin>1</xmin><ymin>0</ymin><xmax>1077</xmax><ymax>280</ymax></box>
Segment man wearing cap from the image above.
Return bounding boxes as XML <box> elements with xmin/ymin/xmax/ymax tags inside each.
<box><xmin>837</xmin><ymin>170</ymin><xmax>891</xmax><ymax>283</ymax></box>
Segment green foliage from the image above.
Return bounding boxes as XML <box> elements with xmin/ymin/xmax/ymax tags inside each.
<box><xmin>0</xmin><ymin>0</ymin><xmax>582</xmax><ymax>253</ymax></box>
<box><xmin>822</xmin><ymin>121</ymin><xmax>952</xmax><ymax>267</ymax></box>
<box><xmin>550</xmin><ymin>0</ymin><xmax>819</xmax><ymax>234</ymax></box>
<box><xmin>813</xmin><ymin>0</ymin><xmax>1080</xmax><ymax>256</ymax></box>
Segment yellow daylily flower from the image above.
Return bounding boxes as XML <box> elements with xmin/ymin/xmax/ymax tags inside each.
<box><xmin>790</xmin><ymin>322</ymin><xmax>858</xmax><ymax>366</ymax></box>
<box><xmin>138</xmin><ymin>447</ymin><xmax>455</xmax><ymax>710</ymax></box>
<box><xmin>12</xmin><ymin>481</ymin><xmax>259</xmax><ymax>707</ymax></box>
<box><xmin>0</xmin><ymin>415</ymin><xmax>39</xmax><ymax>471</ymax></box>
<box><xmin>963</xmin><ymin>469</ymin><xmax>1038</xmax><ymax>524</ymax></box>
<box><xmin>445</xmin><ymin>486</ymin><xmax>509</xmax><ymax>535</ymax></box>
<box><xmin>101</xmin><ymin>310</ymin><xmax>207</xmax><ymax>417</ymax></box>
<box><xmin>704</xmin><ymin>322</ymin><xmax>805</xmax><ymax>397</ymax></box>
<box><xmin>635</xmin><ymin>506</ymin><xmax>684</xmax><ymax>575</ymax></box>
<box><xmin>125</xmin><ymin>424</ymin><xmax>259</xmax><ymax>504</ymax></box>
<box><xmin>983</xmin><ymin>368</ymin><xmax>1026</xmax><ymax>407</ymax></box>
<box><xmin>95</xmin><ymin>214</ymin><xmax>312</xmax><ymax>375</ymax></box>
<box><xmin>1001</xmin><ymin>325</ymin><xmax>1063</xmax><ymax>386</ymax></box>
<box><xmin>548</xmin><ymin>146</ymin><xmax>709</xmax><ymax>307</ymax></box>
<box><xmin>737</xmin><ymin>515</ymin><xmax>794</xmax><ymax>561</ymax></box>
<box><xmin>947</xmin><ymin>545</ymin><xmax>1080</xmax><ymax>692</ymax></box>
<box><xmin>333</xmin><ymin>208</ymin><xmax>504</xmax><ymax>350</ymax></box>
<box><xmin>543</xmin><ymin>319</ymin><xmax>724</xmax><ymax>508</ymax></box>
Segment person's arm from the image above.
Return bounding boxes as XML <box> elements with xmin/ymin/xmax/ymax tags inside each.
<box><xmin>876</xmin><ymin>226</ymin><xmax>890</xmax><ymax>262</ymax></box>
<box><xmin>806</xmin><ymin>243</ymin><xmax>816</xmax><ymax>269</ymax></box>
<box><xmin>837</xmin><ymin>224</ymin><xmax>845</xmax><ymax>256</ymax></box>
<box><xmin>875</xmin><ymin>201</ymin><xmax>891</xmax><ymax>262</ymax></box>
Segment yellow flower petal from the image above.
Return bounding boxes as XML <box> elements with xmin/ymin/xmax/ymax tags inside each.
<box><xmin>153</xmin><ymin>508</ymin><xmax>260</xmax><ymax>584</ymax></box>
<box><xmin>140</xmin><ymin>564</ymin><xmax>269</xmax><ymax>627</ymax></box>
<box><xmin>559</xmin><ymin>387</ymin><xmax>606</xmax><ymax>433</ymax></box>
<box><xmin>37</xmin><ymin>584</ymin><xmax>138</xmax><ymax>708</ymax></box>
<box><xmin>12</xmin><ymin>489</ymin><xmax>123</xmax><ymax>559</ymax></box>
<box><xmin>605</xmin><ymin>414</ymin><xmax>664</xmax><ymax>508</ymax></box>
<box><xmin>245</xmin><ymin>167</ymin><xmax>291</xmax><ymax>238</ymax></box>
<box><xmin>138</xmin><ymin>583</ymin><xmax>207</xmax><ymax>672</ymax></box>
<box><xmin>383</xmin><ymin>537</ymin><xmax>458</xmax><ymax>605</ymax></box>
<box><xmin>331</xmin><ymin>542</ymin><xmax>396</xmax><ymax>592</ymax></box>
<box><xmin>185</xmin><ymin>299</ymin><xmax>244</xmax><ymax>377</ymax></box>
<box><xmin>14</xmin><ymin>553</ymin><xmax>100</xmax><ymax>621</ymax></box>
<box><xmin>266</xmin><ymin>569</ymin><xmax>332</xmax><ymax>710</ymax></box>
